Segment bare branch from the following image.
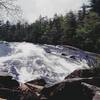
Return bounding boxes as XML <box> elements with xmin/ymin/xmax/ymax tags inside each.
<box><xmin>0</xmin><ymin>0</ymin><xmax>22</xmax><ymax>22</ymax></box>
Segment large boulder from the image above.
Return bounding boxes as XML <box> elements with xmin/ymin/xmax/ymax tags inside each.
<box><xmin>0</xmin><ymin>76</ymin><xmax>19</xmax><ymax>89</ymax></box>
<box><xmin>0</xmin><ymin>75</ymin><xmax>20</xmax><ymax>100</ymax></box>
<box><xmin>81</xmin><ymin>82</ymin><xmax>100</xmax><ymax>100</ymax></box>
<box><xmin>1</xmin><ymin>74</ymin><xmax>100</xmax><ymax>100</ymax></box>
<box><xmin>0</xmin><ymin>76</ymin><xmax>100</xmax><ymax>100</ymax></box>
<box><xmin>40</xmin><ymin>77</ymin><xmax>100</xmax><ymax>100</ymax></box>
<box><xmin>65</xmin><ymin>67</ymin><xmax>100</xmax><ymax>79</ymax></box>
<box><xmin>0</xmin><ymin>75</ymin><xmax>40</xmax><ymax>100</ymax></box>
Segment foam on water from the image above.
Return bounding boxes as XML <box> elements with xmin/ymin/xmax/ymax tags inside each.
<box><xmin>0</xmin><ymin>41</ymin><xmax>91</xmax><ymax>84</ymax></box>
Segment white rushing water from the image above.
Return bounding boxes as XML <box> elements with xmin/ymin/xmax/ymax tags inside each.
<box><xmin>0</xmin><ymin>41</ymin><xmax>92</xmax><ymax>84</ymax></box>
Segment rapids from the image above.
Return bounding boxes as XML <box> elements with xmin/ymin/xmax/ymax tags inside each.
<box><xmin>0</xmin><ymin>41</ymin><xmax>96</xmax><ymax>84</ymax></box>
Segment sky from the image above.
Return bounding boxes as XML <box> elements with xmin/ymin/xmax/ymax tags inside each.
<box><xmin>17</xmin><ymin>0</ymin><xmax>88</xmax><ymax>23</ymax></box>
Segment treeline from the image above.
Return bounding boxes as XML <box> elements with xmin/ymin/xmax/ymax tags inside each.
<box><xmin>0</xmin><ymin>0</ymin><xmax>100</xmax><ymax>53</ymax></box>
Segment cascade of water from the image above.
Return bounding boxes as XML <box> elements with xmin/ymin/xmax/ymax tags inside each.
<box><xmin>0</xmin><ymin>41</ymin><xmax>92</xmax><ymax>84</ymax></box>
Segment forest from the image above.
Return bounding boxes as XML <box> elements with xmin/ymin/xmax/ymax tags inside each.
<box><xmin>0</xmin><ymin>0</ymin><xmax>100</xmax><ymax>53</ymax></box>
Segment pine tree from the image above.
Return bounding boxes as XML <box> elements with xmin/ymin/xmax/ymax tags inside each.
<box><xmin>90</xmin><ymin>0</ymin><xmax>100</xmax><ymax>15</ymax></box>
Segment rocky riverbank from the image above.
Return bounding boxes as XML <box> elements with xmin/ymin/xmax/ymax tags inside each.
<box><xmin>0</xmin><ymin>67</ymin><xmax>100</xmax><ymax>100</ymax></box>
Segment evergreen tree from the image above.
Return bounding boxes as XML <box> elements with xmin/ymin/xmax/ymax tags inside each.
<box><xmin>61</xmin><ymin>11</ymin><xmax>77</xmax><ymax>45</ymax></box>
<box><xmin>90</xmin><ymin>0</ymin><xmax>100</xmax><ymax>15</ymax></box>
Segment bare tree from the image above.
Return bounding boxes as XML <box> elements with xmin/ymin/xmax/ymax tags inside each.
<box><xmin>0</xmin><ymin>0</ymin><xmax>22</xmax><ymax>22</ymax></box>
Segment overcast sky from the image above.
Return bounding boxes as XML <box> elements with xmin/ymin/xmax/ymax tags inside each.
<box><xmin>17</xmin><ymin>0</ymin><xmax>88</xmax><ymax>23</ymax></box>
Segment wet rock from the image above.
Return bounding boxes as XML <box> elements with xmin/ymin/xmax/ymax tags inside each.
<box><xmin>26</xmin><ymin>79</ymin><xmax>46</xmax><ymax>86</ymax></box>
<box><xmin>70</xmin><ymin>55</ymin><xmax>76</xmax><ymax>59</ymax></box>
<box><xmin>61</xmin><ymin>53</ymin><xmax>66</xmax><ymax>56</ymax></box>
<box><xmin>65</xmin><ymin>69</ymin><xmax>82</xmax><ymax>79</ymax></box>
<box><xmin>0</xmin><ymin>88</ymin><xmax>21</xmax><ymax>100</ymax></box>
<box><xmin>93</xmin><ymin>91</ymin><xmax>100</xmax><ymax>100</ymax></box>
<box><xmin>0</xmin><ymin>86</ymin><xmax>39</xmax><ymax>100</ymax></box>
<box><xmin>0</xmin><ymin>75</ymin><xmax>20</xmax><ymax>100</ymax></box>
<box><xmin>0</xmin><ymin>75</ymin><xmax>19</xmax><ymax>89</ymax></box>
<box><xmin>65</xmin><ymin>67</ymin><xmax>100</xmax><ymax>79</ymax></box>
<box><xmin>19</xmin><ymin>85</ymin><xmax>39</xmax><ymax>100</ymax></box>
<box><xmin>40</xmin><ymin>77</ymin><xmax>100</xmax><ymax>100</ymax></box>
<box><xmin>0</xmin><ymin>75</ymin><xmax>40</xmax><ymax>100</ymax></box>
<box><xmin>40</xmin><ymin>78</ymin><xmax>84</xmax><ymax>100</ymax></box>
<box><xmin>81</xmin><ymin>82</ymin><xmax>100</xmax><ymax>100</ymax></box>
<box><xmin>1</xmin><ymin>75</ymin><xmax>100</xmax><ymax>100</ymax></box>
<box><xmin>18</xmin><ymin>81</ymin><xmax>44</xmax><ymax>100</ymax></box>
